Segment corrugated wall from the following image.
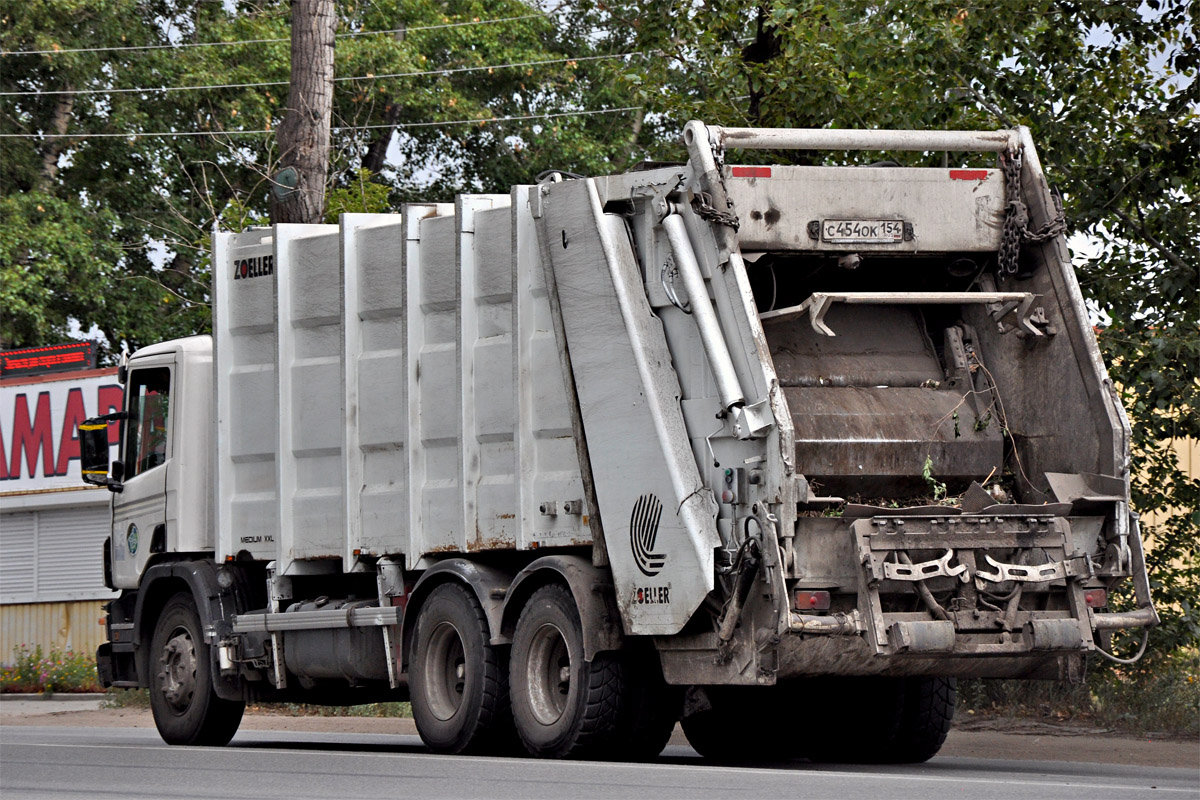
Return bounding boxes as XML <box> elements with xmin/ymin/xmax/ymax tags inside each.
<box><xmin>0</xmin><ymin>601</ymin><xmax>108</xmax><ymax>661</ymax></box>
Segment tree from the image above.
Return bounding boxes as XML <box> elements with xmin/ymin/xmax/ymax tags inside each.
<box><xmin>1</xmin><ymin>0</ymin><xmax>640</xmax><ymax>356</ymax></box>
<box><xmin>271</xmin><ymin>0</ymin><xmax>335</xmax><ymax>224</ymax></box>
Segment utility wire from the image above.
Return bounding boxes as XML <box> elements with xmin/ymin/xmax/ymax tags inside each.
<box><xmin>0</xmin><ymin>105</ymin><xmax>641</xmax><ymax>139</ymax></box>
<box><xmin>0</xmin><ymin>50</ymin><xmax>642</xmax><ymax>97</ymax></box>
<box><xmin>1</xmin><ymin>14</ymin><xmax>546</xmax><ymax>57</ymax></box>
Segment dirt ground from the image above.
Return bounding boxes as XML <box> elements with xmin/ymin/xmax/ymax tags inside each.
<box><xmin>2</xmin><ymin>703</ymin><xmax>1195</xmax><ymax>770</ymax></box>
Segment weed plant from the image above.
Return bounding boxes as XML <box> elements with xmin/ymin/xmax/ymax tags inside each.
<box><xmin>0</xmin><ymin>645</ymin><xmax>101</xmax><ymax>694</ymax></box>
<box><xmin>959</xmin><ymin>648</ymin><xmax>1199</xmax><ymax>737</ymax></box>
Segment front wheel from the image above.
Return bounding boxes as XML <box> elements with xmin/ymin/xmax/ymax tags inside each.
<box><xmin>149</xmin><ymin>593</ymin><xmax>244</xmax><ymax>746</ymax></box>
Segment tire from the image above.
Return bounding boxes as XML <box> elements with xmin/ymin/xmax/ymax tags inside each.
<box><xmin>409</xmin><ymin>583</ymin><xmax>512</xmax><ymax>754</ymax></box>
<box><xmin>680</xmin><ymin>686</ymin><xmax>789</xmax><ymax>763</ymax></box>
<box><xmin>510</xmin><ymin>584</ymin><xmax>624</xmax><ymax>759</ymax></box>
<box><xmin>801</xmin><ymin>677</ymin><xmax>904</xmax><ymax>763</ymax></box>
<box><xmin>883</xmin><ymin>677</ymin><xmax>956</xmax><ymax>763</ymax></box>
<box><xmin>801</xmin><ymin>676</ymin><xmax>954</xmax><ymax>764</ymax></box>
<box><xmin>609</xmin><ymin>647</ymin><xmax>681</xmax><ymax>761</ymax></box>
<box><xmin>149</xmin><ymin>593</ymin><xmax>244</xmax><ymax>746</ymax></box>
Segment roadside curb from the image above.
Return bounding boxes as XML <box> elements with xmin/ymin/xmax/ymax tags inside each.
<box><xmin>0</xmin><ymin>693</ymin><xmax>107</xmax><ymax>702</ymax></box>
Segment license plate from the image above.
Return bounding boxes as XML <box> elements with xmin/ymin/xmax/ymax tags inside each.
<box><xmin>822</xmin><ymin>219</ymin><xmax>905</xmax><ymax>243</ymax></box>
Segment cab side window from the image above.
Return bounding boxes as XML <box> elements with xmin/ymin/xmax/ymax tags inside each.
<box><xmin>124</xmin><ymin>367</ymin><xmax>171</xmax><ymax>478</ymax></box>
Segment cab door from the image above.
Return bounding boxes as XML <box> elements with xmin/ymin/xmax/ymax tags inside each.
<box><xmin>111</xmin><ymin>359</ymin><xmax>173</xmax><ymax>588</ymax></box>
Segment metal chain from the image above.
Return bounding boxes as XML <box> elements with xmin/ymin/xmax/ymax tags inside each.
<box><xmin>1023</xmin><ymin>188</ymin><xmax>1067</xmax><ymax>243</ymax></box>
<box><xmin>998</xmin><ymin>149</ymin><xmax>1067</xmax><ymax>275</ymax></box>
<box><xmin>691</xmin><ymin>190</ymin><xmax>740</xmax><ymax>230</ymax></box>
<box><xmin>998</xmin><ymin>151</ymin><xmax>1026</xmax><ymax>276</ymax></box>
<box><xmin>692</xmin><ymin>137</ymin><xmax>741</xmax><ymax>231</ymax></box>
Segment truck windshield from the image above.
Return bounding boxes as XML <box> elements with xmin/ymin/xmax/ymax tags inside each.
<box><xmin>125</xmin><ymin>367</ymin><xmax>171</xmax><ymax>477</ymax></box>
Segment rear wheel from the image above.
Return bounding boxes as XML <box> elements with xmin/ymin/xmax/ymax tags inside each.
<box><xmin>884</xmin><ymin>676</ymin><xmax>956</xmax><ymax>763</ymax></box>
<box><xmin>149</xmin><ymin>593</ymin><xmax>244</xmax><ymax>746</ymax></box>
<box><xmin>510</xmin><ymin>584</ymin><xmax>624</xmax><ymax>759</ymax></box>
<box><xmin>609</xmin><ymin>646</ymin><xmax>681</xmax><ymax>761</ymax></box>
<box><xmin>802</xmin><ymin>676</ymin><xmax>954</xmax><ymax>764</ymax></box>
<box><xmin>410</xmin><ymin>583</ymin><xmax>512</xmax><ymax>754</ymax></box>
<box><xmin>801</xmin><ymin>677</ymin><xmax>903</xmax><ymax>763</ymax></box>
<box><xmin>681</xmin><ymin>686</ymin><xmax>789</xmax><ymax>763</ymax></box>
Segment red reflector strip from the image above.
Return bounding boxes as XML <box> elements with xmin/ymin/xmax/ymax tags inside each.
<box><xmin>949</xmin><ymin>169</ymin><xmax>989</xmax><ymax>181</ymax></box>
<box><xmin>731</xmin><ymin>166</ymin><xmax>772</xmax><ymax>178</ymax></box>
<box><xmin>1083</xmin><ymin>589</ymin><xmax>1108</xmax><ymax>608</ymax></box>
<box><xmin>794</xmin><ymin>590</ymin><xmax>831</xmax><ymax>611</ymax></box>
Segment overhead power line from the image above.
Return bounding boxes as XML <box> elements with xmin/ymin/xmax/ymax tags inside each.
<box><xmin>0</xmin><ymin>50</ymin><xmax>642</xmax><ymax>97</ymax></box>
<box><xmin>1</xmin><ymin>14</ymin><xmax>545</xmax><ymax>57</ymax></box>
<box><xmin>0</xmin><ymin>105</ymin><xmax>641</xmax><ymax>139</ymax></box>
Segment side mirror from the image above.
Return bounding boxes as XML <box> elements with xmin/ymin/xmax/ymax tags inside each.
<box><xmin>80</xmin><ymin>413</ymin><xmax>128</xmax><ymax>492</ymax></box>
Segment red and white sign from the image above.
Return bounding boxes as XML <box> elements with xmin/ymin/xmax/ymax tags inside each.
<box><xmin>1</xmin><ymin>369</ymin><xmax>123</xmax><ymax>493</ymax></box>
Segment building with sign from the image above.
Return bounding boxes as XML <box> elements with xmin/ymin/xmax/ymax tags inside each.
<box><xmin>0</xmin><ymin>357</ymin><xmax>122</xmax><ymax>661</ymax></box>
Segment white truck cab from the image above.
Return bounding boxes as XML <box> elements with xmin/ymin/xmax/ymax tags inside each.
<box><xmin>108</xmin><ymin>336</ymin><xmax>213</xmax><ymax>588</ymax></box>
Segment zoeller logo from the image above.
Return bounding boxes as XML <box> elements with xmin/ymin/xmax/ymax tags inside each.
<box><xmin>630</xmin><ymin>494</ymin><xmax>666</xmax><ymax>576</ymax></box>
<box><xmin>232</xmin><ymin>254</ymin><xmax>274</xmax><ymax>281</ymax></box>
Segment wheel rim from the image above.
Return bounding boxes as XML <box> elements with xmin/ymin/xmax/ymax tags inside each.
<box><xmin>159</xmin><ymin>625</ymin><xmax>197</xmax><ymax>713</ymax></box>
<box><xmin>425</xmin><ymin>621</ymin><xmax>467</xmax><ymax>721</ymax></box>
<box><xmin>526</xmin><ymin>622</ymin><xmax>571</xmax><ymax>726</ymax></box>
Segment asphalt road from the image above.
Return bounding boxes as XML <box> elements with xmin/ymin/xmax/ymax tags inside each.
<box><xmin>2</xmin><ymin>725</ymin><xmax>1196</xmax><ymax>800</ymax></box>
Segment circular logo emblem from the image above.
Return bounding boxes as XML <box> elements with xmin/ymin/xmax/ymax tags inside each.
<box><xmin>126</xmin><ymin>523</ymin><xmax>139</xmax><ymax>555</ymax></box>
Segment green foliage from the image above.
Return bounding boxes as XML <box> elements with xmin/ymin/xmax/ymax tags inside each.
<box><xmin>2</xmin><ymin>0</ymin><xmax>641</xmax><ymax>358</ymax></box>
<box><xmin>922</xmin><ymin>455</ymin><xmax>947</xmax><ymax>501</ymax></box>
<box><xmin>1127</xmin><ymin>439</ymin><xmax>1200</xmax><ymax>655</ymax></box>
<box><xmin>324</xmin><ymin>169</ymin><xmax>393</xmax><ymax>223</ymax></box>
<box><xmin>0</xmin><ymin>645</ymin><xmax>101</xmax><ymax>694</ymax></box>
<box><xmin>959</xmin><ymin>647</ymin><xmax>1200</xmax><ymax>737</ymax></box>
<box><xmin>0</xmin><ymin>191</ymin><xmax>122</xmax><ymax>346</ymax></box>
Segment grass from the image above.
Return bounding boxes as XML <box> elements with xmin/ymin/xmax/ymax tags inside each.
<box><xmin>260</xmin><ymin>701</ymin><xmax>412</xmax><ymax>718</ymax></box>
<box><xmin>958</xmin><ymin>648</ymin><xmax>1200</xmax><ymax>738</ymax></box>
<box><xmin>101</xmin><ymin>687</ymin><xmax>411</xmax><ymax>718</ymax></box>
<box><xmin>101</xmin><ymin>688</ymin><xmax>150</xmax><ymax>708</ymax></box>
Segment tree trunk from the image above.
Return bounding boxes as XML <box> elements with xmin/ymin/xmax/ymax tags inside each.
<box><xmin>271</xmin><ymin>0</ymin><xmax>336</xmax><ymax>224</ymax></box>
<box><xmin>38</xmin><ymin>91</ymin><xmax>74</xmax><ymax>191</ymax></box>
<box><xmin>361</xmin><ymin>100</ymin><xmax>403</xmax><ymax>174</ymax></box>
<box><xmin>611</xmin><ymin>107</ymin><xmax>645</xmax><ymax>174</ymax></box>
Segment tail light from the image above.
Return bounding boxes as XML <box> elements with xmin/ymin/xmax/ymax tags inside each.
<box><xmin>794</xmin><ymin>590</ymin><xmax>831</xmax><ymax>610</ymax></box>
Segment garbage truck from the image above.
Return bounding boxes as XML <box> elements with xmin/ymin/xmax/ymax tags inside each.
<box><xmin>82</xmin><ymin>121</ymin><xmax>1157</xmax><ymax>762</ymax></box>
